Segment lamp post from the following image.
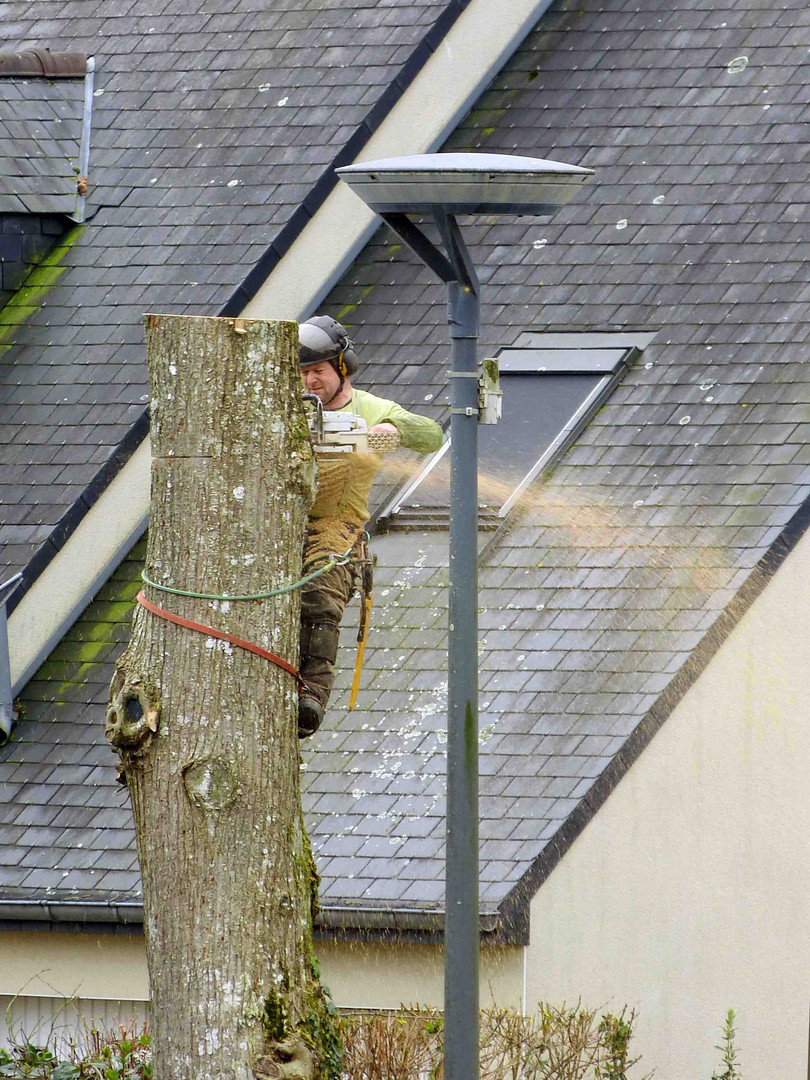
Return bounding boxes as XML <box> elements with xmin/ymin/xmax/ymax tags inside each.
<box><xmin>337</xmin><ymin>153</ymin><xmax>593</xmax><ymax>1080</ymax></box>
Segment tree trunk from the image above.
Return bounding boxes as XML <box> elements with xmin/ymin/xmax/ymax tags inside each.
<box><xmin>106</xmin><ymin>314</ymin><xmax>335</xmax><ymax>1080</ymax></box>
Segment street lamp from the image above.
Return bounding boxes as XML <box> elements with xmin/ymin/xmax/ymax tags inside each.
<box><xmin>337</xmin><ymin>152</ymin><xmax>593</xmax><ymax>1080</ymax></box>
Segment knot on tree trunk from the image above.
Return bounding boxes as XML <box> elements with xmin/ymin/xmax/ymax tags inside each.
<box><xmin>253</xmin><ymin>1035</ymin><xmax>316</xmax><ymax>1080</ymax></box>
<box><xmin>183</xmin><ymin>757</ymin><xmax>238</xmax><ymax>812</ymax></box>
<box><xmin>105</xmin><ymin>663</ymin><xmax>161</xmax><ymax>756</ymax></box>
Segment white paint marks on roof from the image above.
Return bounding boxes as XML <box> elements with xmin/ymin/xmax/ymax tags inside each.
<box><xmin>727</xmin><ymin>55</ymin><xmax>748</xmax><ymax>73</ymax></box>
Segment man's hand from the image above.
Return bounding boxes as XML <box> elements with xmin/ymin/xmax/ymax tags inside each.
<box><xmin>367</xmin><ymin>422</ymin><xmax>400</xmax><ymax>454</ymax></box>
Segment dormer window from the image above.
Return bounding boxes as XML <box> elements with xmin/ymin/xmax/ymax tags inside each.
<box><xmin>376</xmin><ymin>332</ymin><xmax>653</xmax><ymax>532</ymax></box>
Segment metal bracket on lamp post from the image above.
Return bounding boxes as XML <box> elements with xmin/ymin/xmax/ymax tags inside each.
<box><xmin>337</xmin><ymin>153</ymin><xmax>593</xmax><ymax>1080</ymax></box>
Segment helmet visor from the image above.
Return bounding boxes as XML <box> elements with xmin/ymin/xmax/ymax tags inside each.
<box><xmin>299</xmin><ymin>323</ymin><xmax>341</xmax><ymax>367</ymax></box>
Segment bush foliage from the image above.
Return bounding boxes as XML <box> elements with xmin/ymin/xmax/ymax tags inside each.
<box><xmin>0</xmin><ymin>1002</ymin><xmax>643</xmax><ymax>1080</ymax></box>
<box><xmin>0</xmin><ymin>1023</ymin><xmax>151</xmax><ymax>1079</ymax></box>
<box><xmin>341</xmin><ymin>1002</ymin><xmax>643</xmax><ymax>1080</ymax></box>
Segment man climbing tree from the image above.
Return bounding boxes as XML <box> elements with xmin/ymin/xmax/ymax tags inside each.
<box><xmin>297</xmin><ymin>315</ymin><xmax>443</xmax><ymax>736</ymax></box>
<box><xmin>106</xmin><ymin>315</ymin><xmax>340</xmax><ymax>1080</ymax></box>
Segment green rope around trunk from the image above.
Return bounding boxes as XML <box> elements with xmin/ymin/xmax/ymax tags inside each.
<box><xmin>140</xmin><ymin>544</ymin><xmax>356</xmax><ymax>603</ymax></box>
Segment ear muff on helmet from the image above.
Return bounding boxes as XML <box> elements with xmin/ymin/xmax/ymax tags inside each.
<box><xmin>299</xmin><ymin>316</ymin><xmax>359</xmax><ymax>377</ymax></box>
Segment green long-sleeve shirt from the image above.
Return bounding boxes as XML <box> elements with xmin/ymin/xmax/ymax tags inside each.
<box><xmin>337</xmin><ymin>388</ymin><xmax>444</xmax><ymax>456</ymax></box>
<box><xmin>308</xmin><ymin>388</ymin><xmax>443</xmax><ymax>536</ymax></box>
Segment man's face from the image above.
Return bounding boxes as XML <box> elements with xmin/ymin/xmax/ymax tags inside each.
<box><xmin>301</xmin><ymin>361</ymin><xmax>341</xmax><ymax>405</ymax></box>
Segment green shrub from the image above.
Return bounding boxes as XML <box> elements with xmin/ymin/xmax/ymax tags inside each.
<box><xmin>711</xmin><ymin>1010</ymin><xmax>741</xmax><ymax>1080</ymax></box>
<box><xmin>0</xmin><ymin>1024</ymin><xmax>150</xmax><ymax>1080</ymax></box>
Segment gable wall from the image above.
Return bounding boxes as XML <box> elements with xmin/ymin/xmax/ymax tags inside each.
<box><xmin>525</xmin><ymin>526</ymin><xmax>810</xmax><ymax>1078</ymax></box>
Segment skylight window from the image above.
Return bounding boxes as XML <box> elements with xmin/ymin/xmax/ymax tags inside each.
<box><xmin>376</xmin><ymin>332</ymin><xmax>653</xmax><ymax>532</ymax></box>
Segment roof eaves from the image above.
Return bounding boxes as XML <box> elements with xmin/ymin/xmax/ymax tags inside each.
<box><xmin>497</xmin><ymin>489</ymin><xmax>810</xmax><ymax>930</ymax></box>
<box><xmin>0</xmin><ymin>895</ymin><xmax>143</xmax><ymax>926</ymax></box>
<box><xmin>316</xmin><ymin>898</ymin><xmax>527</xmax><ymax>945</ymax></box>
<box><xmin>0</xmin><ymin>895</ymin><xmax>528</xmax><ymax>945</ymax></box>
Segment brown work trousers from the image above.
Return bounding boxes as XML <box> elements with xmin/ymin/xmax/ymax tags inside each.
<box><xmin>299</xmin><ymin>560</ymin><xmax>355</xmax><ymax>707</ymax></box>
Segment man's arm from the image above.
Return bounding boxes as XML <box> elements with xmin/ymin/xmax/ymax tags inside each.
<box><xmin>369</xmin><ymin>398</ymin><xmax>443</xmax><ymax>454</ymax></box>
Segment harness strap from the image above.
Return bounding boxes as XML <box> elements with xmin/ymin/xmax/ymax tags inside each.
<box><xmin>136</xmin><ymin>591</ymin><xmax>305</xmax><ymax>692</ymax></box>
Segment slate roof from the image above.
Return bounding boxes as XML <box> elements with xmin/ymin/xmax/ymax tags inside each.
<box><xmin>0</xmin><ymin>0</ymin><xmax>458</xmax><ymax>588</ymax></box>
<box><xmin>0</xmin><ymin>546</ymin><xmax>140</xmax><ymax>906</ymax></box>
<box><xmin>0</xmin><ymin>74</ymin><xmax>85</xmax><ymax>216</ymax></box>
<box><xmin>2</xmin><ymin>0</ymin><xmax>810</xmax><ymax>933</ymax></box>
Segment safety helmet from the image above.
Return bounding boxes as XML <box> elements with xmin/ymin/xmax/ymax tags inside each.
<box><xmin>299</xmin><ymin>316</ymin><xmax>359</xmax><ymax>377</ymax></box>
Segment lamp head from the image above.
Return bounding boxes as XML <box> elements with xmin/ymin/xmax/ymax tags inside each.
<box><xmin>337</xmin><ymin>152</ymin><xmax>593</xmax><ymax>216</ymax></box>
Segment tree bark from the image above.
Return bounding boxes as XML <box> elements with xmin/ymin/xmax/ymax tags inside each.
<box><xmin>106</xmin><ymin>314</ymin><xmax>334</xmax><ymax>1080</ymax></box>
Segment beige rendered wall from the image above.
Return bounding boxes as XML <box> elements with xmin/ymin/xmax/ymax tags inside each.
<box><xmin>525</xmin><ymin>527</ymin><xmax>810</xmax><ymax>1079</ymax></box>
<box><xmin>0</xmin><ymin>930</ymin><xmax>522</xmax><ymax>1026</ymax></box>
<box><xmin>0</xmin><ymin>930</ymin><xmax>148</xmax><ymax>1001</ymax></box>
<box><xmin>316</xmin><ymin>940</ymin><xmax>524</xmax><ymax>1012</ymax></box>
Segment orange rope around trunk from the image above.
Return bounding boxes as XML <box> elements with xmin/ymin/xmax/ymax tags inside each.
<box><xmin>136</xmin><ymin>591</ymin><xmax>304</xmax><ymax>692</ymax></box>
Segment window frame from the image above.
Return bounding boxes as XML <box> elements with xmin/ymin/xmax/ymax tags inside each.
<box><xmin>375</xmin><ymin>332</ymin><xmax>655</xmax><ymax>527</ymax></box>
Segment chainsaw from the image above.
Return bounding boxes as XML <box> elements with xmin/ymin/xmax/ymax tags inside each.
<box><xmin>303</xmin><ymin>394</ymin><xmax>400</xmax><ymax>454</ymax></box>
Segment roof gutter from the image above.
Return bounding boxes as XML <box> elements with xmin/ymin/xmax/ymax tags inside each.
<box><xmin>0</xmin><ymin>896</ymin><xmax>529</xmax><ymax>944</ymax></box>
<box><xmin>315</xmin><ymin>901</ymin><xmax>520</xmax><ymax>940</ymax></box>
<box><xmin>0</xmin><ymin>897</ymin><xmax>144</xmax><ymax>926</ymax></box>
